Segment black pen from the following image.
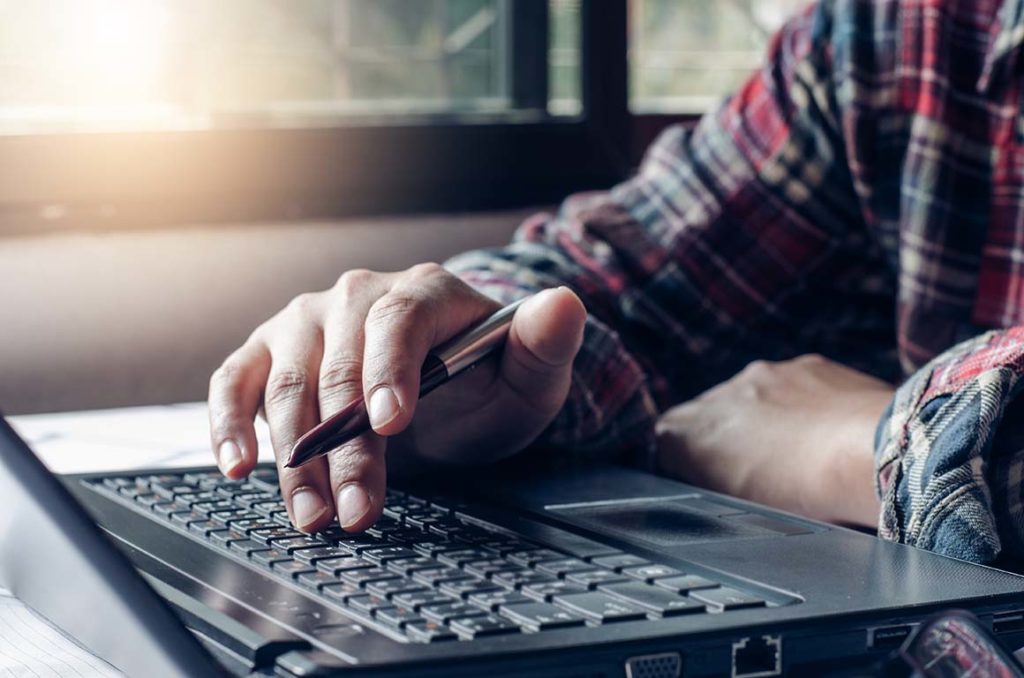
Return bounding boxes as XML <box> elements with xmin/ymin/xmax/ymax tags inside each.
<box><xmin>285</xmin><ymin>296</ymin><xmax>529</xmax><ymax>468</ymax></box>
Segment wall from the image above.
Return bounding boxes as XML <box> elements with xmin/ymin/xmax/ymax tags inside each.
<box><xmin>1</xmin><ymin>211</ymin><xmax>527</xmax><ymax>414</ymax></box>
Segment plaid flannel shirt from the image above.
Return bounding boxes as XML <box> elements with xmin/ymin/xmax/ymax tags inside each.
<box><xmin>447</xmin><ymin>0</ymin><xmax>1024</xmax><ymax>563</ymax></box>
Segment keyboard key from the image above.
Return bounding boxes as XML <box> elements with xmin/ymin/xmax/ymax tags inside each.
<box><xmin>598</xmin><ymin>582</ymin><xmax>706</xmax><ymax>617</ymax></box>
<box><xmin>104</xmin><ymin>477</ymin><xmax>136</xmax><ymax>492</ymax></box>
<box><xmin>189</xmin><ymin>520</ymin><xmax>226</xmax><ymax>537</ymax></box>
<box><xmin>421</xmin><ymin>601</ymin><xmax>487</xmax><ymax>624</ymax></box>
<box><xmin>228</xmin><ymin>539</ymin><xmax>272</xmax><ymax>556</ymax></box>
<box><xmin>621</xmin><ymin>564</ymin><xmax>682</xmax><ymax>582</ymax></box>
<box><xmin>498</xmin><ymin>601</ymin><xmax>586</xmax><ymax>631</ymax></box>
<box><xmin>333</xmin><ymin>536</ymin><xmax>383</xmax><ymax>553</ymax></box>
<box><xmin>522</xmin><ymin>581</ymin><xmax>586</xmax><ymax>602</ymax></box>
<box><xmin>653</xmin><ymin>574</ymin><xmax>720</xmax><ymax>594</ymax></box>
<box><xmin>506</xmin><ymin>549</ymin><xmax>564</xmax><ymax>567</ymax></box>
<box><xmin>248</xmin><ymin>469</ymin><xmax>281</xmax><ymax>494</ymax></box>
<box><xmin>375</xmin><ymin>607</ymin><xmax>425</xmax><ymax>629</ymax></box>
<box><xmin>412</xmin><ymin>568</ymin><xmax>473</xmax><ymax>587</ymax></box>
<box><xmin>481</xmin><ymin>540</ymin><xmax>539</xmax><ymax>556</ymax></box>
<box><xmin>230</xmin><ymin>518</ymin><xmax>277</xmax><ymax>533</ymax></box>
<box><xmin>467</xmin><ymin>590</ymin><xmax>531</xmax><ymax>612</ymax></box>
<box><xmin>406</xmin><ymin>620</ymin><xmax>458</xmax><ymax>643</ymax></box>
<box><xmin>365</xmin><ymin>579</ymin><xmax>430</xmax><ymax>599</ymax></box>
<box><xmin>170</xmin><ymin>511</ymin><xmax>208</xmax><ymax>527</ymax></box>
<box><xmin>190</xmin><ymin>500</ymin><xmax>235</xmax><ymax>515</ymax></box>
<box><xmin>361</xmin><ymin>546</ymin><xmax>420</xmax><ymax>564</ymax></box>
<box><xmin>464</xmin><ymin>559</ymin><xmax>522</xmax><ymax>579</ymax></box>
<box><xmin>565</xmin><ymin>570</ymin><xmax>630</xmax><ymax>589</ymax></box>
<box><xmin>292</xmin><ymin>546</ymin><xmax>353</xmax><ymax>564</ymax></box>
<box><xmin>536</xmin><ymin>558</ymin><xmax>599</xmax><ymax>578</ymax></box>
<box><xmin>251</xmin><ymin>500</ymin><xmax>284</xmax><ymax>516</ymax></box>
<box><xmin>209</xmin><ymin>508</ymin><xmax>253</xmax><ymax>523</ymax></box>
<box><xmin>552</xmin><ymin>592</ymin><xmax>647</xmax><ymax>623</ymax></box>
<box><xmin>591</xmin><ymin>554</ymin><xmax>649</xmax><ymax>572</ymax></box>
<box><xmin>688</xmin><ymin>587</ymin><xmax>766</xmax><ymax>611</ymax></box>
<box><xmin>436</xmin><ymin>548</ymin><xmax>496</xmax><ymax>568</ymax></box>
<box><xmin>251</xmin><ymin>547</ymin><xmax>292</xmax><ymax>566</ymax></box>
<box><xmin>270</xmin><ymin>536</ymin><xmax>325</xmax><ymax>554</ymax></box>
<box><xmin>439</xmin><ymin>579</ymin><xmax>502</xmax><ymax>599</ymax></box>
<box><xmin>153</xmin><ymin>500</ymin><xmax>192</xmax><ymax>517</ymax></box>
<box><xmin>316</xmin><ymin>556</ymin><xmax>373</xmax><ymax>575</ymax></box>
<box><xmin>322</xmin><ymin>582</ymin><xmax>361</xmax><ymax>604</ymax></box>
<box><xmin>151</xmin><ymin>483</ymin><xmax>196</xmax><ymax>500</ymax></box>
<box><xmin>392</xmin><ymin>590</ymin><xmax>453</xmax><ymax>611</ymax></box>
<box><xmin>297</xmin><ymin>570</ymin><xmax>342</xmax><ymax>591</ymax></box>
<box><xmin>449</xmin><ymin>614</ymin><xmax>521</xmax><ymax>639</ymax></box>
<box><xmin>347</xmin><ymin>594</ymin><xmax>395</xmax><ymax>615</ymax></box>
<box><xmin>134</xmin><ymin>493</ymin><xmax>162</xmax><ymax>508</ymax></box>
<box><xmin>387</xmin><ymin>556</ymin><xmax>439</xmax><ymax>576</ymax></box>
<box><xmin>492</xmin><ymin>570</ymin><xmax>555</xmax><ymax>590</ymax></box>
<box><xmin>183</xmin><ymin>471</ymin><xmax>222</xmax><ymax>486</ymax></box>
<box><xmin>412</xmin><ymin>541</ymin><xmax>465</xmax><ymax>558</ymax></box>
<box><xmin>342</xmin><ymin>567</ymin><xmax>401</xmax><ymax>588</ymax></box>
<box><xmin>272</xmin><ymin>560</ymin><xmax>316</xmax><ymax>579</ymax></box>
<box><xmin>208</xmin><ymin>528</ymin><xmax>249</xmax><ymax>547</ymax></box>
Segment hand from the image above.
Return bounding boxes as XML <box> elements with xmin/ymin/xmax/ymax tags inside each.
<box><xmin>207</xmin><ymin>263</ymin><xmax>586</xmax><ymax>533</ymax></box>
<box><xmin>654</xmin><ymin>354</ymin><xmax>894</xmax><ymax>526</ymax></box>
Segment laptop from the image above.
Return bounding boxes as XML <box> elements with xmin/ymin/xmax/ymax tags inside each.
<box><xmin>3</xmin><ymin>413</ymin><xmax>1024</xmax><ymax>678</ymax></box>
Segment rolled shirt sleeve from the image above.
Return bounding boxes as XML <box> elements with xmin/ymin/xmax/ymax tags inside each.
<box><xmin>875</xmin><ymin>327</ymin><xmax>1024</xmax><ymax>563</ymax></box>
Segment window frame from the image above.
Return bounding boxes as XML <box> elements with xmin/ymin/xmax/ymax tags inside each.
<box><xmin>0</xmin><ymin>0</ymin><xmax>640</xmax><ymax>233</ymax></box>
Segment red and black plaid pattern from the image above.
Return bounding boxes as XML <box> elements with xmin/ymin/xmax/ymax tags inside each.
<box><xmin>447</xmin><ymin>0</ymin><xmax>1024</xmax><ymax>561</ymax></box>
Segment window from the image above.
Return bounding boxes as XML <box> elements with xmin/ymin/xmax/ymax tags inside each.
<box><xmin>0</xmin><ymin>0</ymin><xmax>582</xmax><ymax>134</ymax></box>
<box><xmin>0</xmin><ymin>1</ymin><xmax>809</xmax><ymax>232</ymax></box>
<box><xmin>629</xmin><ymin>0</ymin><xmax>807</xmax><ymax>113</ymax></box>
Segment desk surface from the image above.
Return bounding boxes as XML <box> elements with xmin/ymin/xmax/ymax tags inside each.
<box><xmin>3</xmin><ymin>403</ymin><xmax>275</xmax><ymax>678</ymax></box>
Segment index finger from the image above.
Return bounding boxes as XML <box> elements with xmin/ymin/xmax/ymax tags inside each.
<box><xmin>208</xmin><ymin>341</ymin><xmax>270</xmax><ymax>478</ymax></box>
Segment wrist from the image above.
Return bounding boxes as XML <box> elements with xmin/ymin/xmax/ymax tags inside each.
<box><xmin>819</xmin><ymin>389</ymin><xmax>892</xmax><ymax>527</ymax></box>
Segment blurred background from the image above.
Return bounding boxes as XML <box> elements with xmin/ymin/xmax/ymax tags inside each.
<box><xmin>0</xmin><ymin>0</ymin><xmax>805</xmax><ymax>414</ymax></box>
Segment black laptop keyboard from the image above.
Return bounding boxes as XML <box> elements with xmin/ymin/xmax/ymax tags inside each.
<box><xmin>91</xmin><ymin>469</ymin><xmax>776</xmax><ymax>643</ymax></box>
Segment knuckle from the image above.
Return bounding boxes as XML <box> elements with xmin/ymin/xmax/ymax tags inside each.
<box><xmin>794</xmin><ymin>353</ymin><xmax>825</xmax><ymax>365</ymax></box>
<box><xmin>334</xmin><ymin>268</ymin><xmax>375</xmax><ymax>297</ymax></box>
<box><xmin>319</xmin><ymin>354</ymin><xmax>364</xmax><ymax>395</ymax></box>
<box><xmin>742</xmin><ymin>359</ymin><xmax>774</xmax><ymax>378</ymax></box>
<box><xmin>286</xmin><ymin>292</ymin><xmax>319</xmax><ymax>316</ymax></box>
<box><xmin>210</xmin><ymin>359</ymin><xmax>245</xmax><ymax>394</ymax></box>
<box><xmin>264</xmin><ymin>368</ymin><xmax>313</xmax><ymax>407</ymax></box>
<box><xmin>367</xmin><ymin>292</ymin><xmax>424</xmax><ymax>328</ymax></box>
<box><xmin>407</xmin><ymin>261</ymin><xmax>445</xmax><ymax>280</ymax></box>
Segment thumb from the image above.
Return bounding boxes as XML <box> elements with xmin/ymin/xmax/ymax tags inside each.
<box><xmin>499</xmin><ymin>287</ymin><xmax>586</xmax><ymax>413</ymax></box>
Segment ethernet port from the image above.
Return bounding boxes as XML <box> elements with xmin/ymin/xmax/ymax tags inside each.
<box><xmin>732</xmin><ymin>635</ymin><xmax>782</xmax><ymax>678</ymax></box>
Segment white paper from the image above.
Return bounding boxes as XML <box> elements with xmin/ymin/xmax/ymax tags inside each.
<box><xmin>0</xmin><ymin>587</ymin><xmax>122</xmax><ymax>678</ymax></box>
<box><xmin>9</xmin><ymin>402</ymin><xmax>276</xmax><ymax>474</ymax></box>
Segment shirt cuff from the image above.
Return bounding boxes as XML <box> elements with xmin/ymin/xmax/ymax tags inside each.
<box><xmin>874</xmin><ymin>327</ymin><xmax>1024</xmax><ymax>563</ymax></box>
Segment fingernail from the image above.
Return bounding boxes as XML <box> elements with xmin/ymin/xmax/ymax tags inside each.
<box><xmin>368</xmin><ymin>387</ymin><xmax>399</xmax><ymax>430</ymax></box>
<box><xmin>291</xmin><ymin>487</ymin><xmax>328</xmax><ymax>530</ymax></box>
<box><xmin>217</xmin><ymin>440</ymin><xmax>243</xmax><ymax>475</ymax></box>
<box><xmin>337</xmin><ymin>483</ymin><xmax>371</xmax><ymax>529</ymax></box>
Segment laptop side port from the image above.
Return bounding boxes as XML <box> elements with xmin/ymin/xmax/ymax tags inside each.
<box><xmin>731</xmin><ymin>635</ymin><xmax>781</xmax><ymax>678</ymax></box>
<box><xmin>993</xmin><ymin>611</ymin><xmax>1024</xmax><ymax>635</ymax></box>
<box><xmin>867</xmin><ymin>624</ymin><xmax>915</xmax><ymax>650</ymax></box>
<box><xmin>624</xmin><ymin>652</ymin><xmax>682</xmax><ymax>678</ymax></box>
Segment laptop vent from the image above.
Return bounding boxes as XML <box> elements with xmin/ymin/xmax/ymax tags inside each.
<box><xmin>625</xmin><ymin>652</ymin><xmax>682</xmax><ymax>678</ymax></box>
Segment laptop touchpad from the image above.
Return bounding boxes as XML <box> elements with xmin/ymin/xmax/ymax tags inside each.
<box><xmin>549</xmin><ymin>498</ymin><xmax>815</xmax><ymax>546</ymax></box>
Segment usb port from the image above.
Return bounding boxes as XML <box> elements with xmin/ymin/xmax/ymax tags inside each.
<box><xmin>993</xmin><ymin>611</ymin><xmax>1024</xmax><ymax>635</ymax></box>
<box><xmin>868</xmin><ymin>624</ymin><xmax>915</xmax><ymax>650</ymax></box>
